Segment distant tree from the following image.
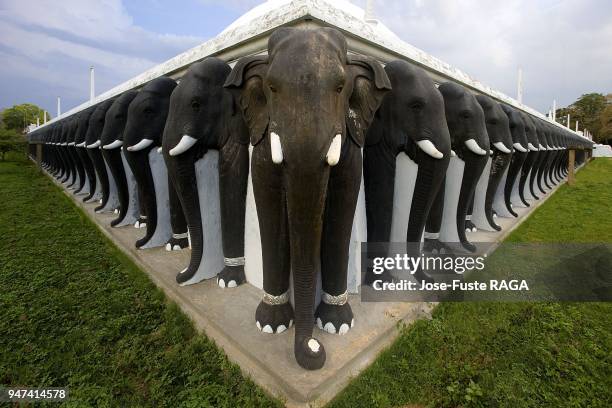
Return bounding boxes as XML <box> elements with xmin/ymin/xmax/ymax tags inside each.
<box><xmin>600</xmin><ymin>105</ymin><xmax>612</xmax><ymax>144</ymax></box>
<box><xmin>0</xmin><ymin>104</ymin><xmax>51</xmax><ymax>133</ymax></box>
<box><xmin>555</xmin><ymin>93</ymin><xmax>607</xmax><ymax>141</ymax></box>
<box><xmin>0</xmin><ymin>125</ymin><xmax>26</xmax><ymax>161</ymax></box>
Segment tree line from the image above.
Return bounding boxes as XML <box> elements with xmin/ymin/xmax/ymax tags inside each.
<box><xmin>0</xmin><ymin>104</ymin><xmax>50</xmax><ymax>160</ymax></box>
<box><xmin>555</xmin><ymin>93</ymin><xmax>612</xmax><ymax>144</ymax></box>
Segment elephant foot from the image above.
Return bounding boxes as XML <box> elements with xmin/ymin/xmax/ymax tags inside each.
<box><xmin>134</xmin><ymin>216</ymin><xmax>147</xmax><ymax>229</ymax></box>
<box><xmin>460</xmin><ymin>240</ymin><xmax>477</xmax><ymax>253</ymax></box>
<box><xmin>423</xmin><ymin>238</ymin><xmax>452</xmax><ymax>255</ymax></box>
<box><xmin>465</xmin><ymin>220</ymin><xmax>477</xmax><ymax>233</ymax></box>
<box><xmin>165</xmin><ymin>233</ymin><xmax>189</xmax><ymax>251</ymax></box>
<box><xmin>295</xmin><ymin>336</ymin><xmax>326</xmax><ymax>371</ymax></box>
<box><xmin>315</xmin><ymin>293</ymin><xmax>353</xmax><ymax>335</ymax></box>
<box><xmin>217</xmin><ymin>265</ymin><xmax>246</xmax><ymax>288</ymax></box>
<box><xmin>255</xmin><ymin>294</ymin><xmax>294</xmax><ymax>334</ymax></box>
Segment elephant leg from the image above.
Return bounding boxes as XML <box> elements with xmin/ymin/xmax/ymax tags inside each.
<box><xmin>317</xmin><ymin>142</ymin><xmax>361</xmax><ymax>335</ymax></box>
<box><xmin>504</xmin><ymin>152</ymin><xmax>526</xmax><ymax>217</ymax></box>
<box><xmin>518</xmin><ymin>153</ymin><xmax>535</xmax><ymax>207</ymax></box>
<box><xmin>363</xmin><ymin>141</ymin><xmax>396</xmax><ymax>285</ymax></box>
<box><xmin>484</xmin><ymin>152</ymin><xmax>510</xmax><ymax>231</ymax></box>
<box><xmin>457</xmin><ymin>154</ymin><xmax>488</xmax><ymax>252</ymax></box>
<box><xmin>465</xmin><ymin>191</ymin><xmax>476</xmax><ymax>232</ymax></box>
<box><xmin>252</xmin><ymin>141</ymin><xmax>293</xmax><ymax>334</ymax></box>
<box><xmin>424</xmin><ymin>177</ymin><xmax>451</xmax><ymax>253</ymax></box>
<box><xmin>165</xmin><ymin>173</ymin><xmax>189</xmax><ymax>251</ymax></box>
<box><xmin>528</xmin><ymin>153</ymin><xmax>540</xmax><ymax>200</ymax></box>
<box><xmin>89</xmin><ymin>149</ymin><xmax>110</xmax><ymax>212</ymax></box>
<box><xmin>536</xmin><ymin>152</ymin><xmax>548</xmax><ymax>194</ymax></box>
<box><xmin>78</xmin><ymin>148</ymin><xmax>97</xmax><ymax>202</ymax></box>
<box><xmin>104</xmin><ymin>149</ymin><xmax>129</xmax><ymax>227</ymax></box>
<box><xmin>216</xmin><ymin>140</ymin><xmax>249</xmax><ymax>288</ymax></box>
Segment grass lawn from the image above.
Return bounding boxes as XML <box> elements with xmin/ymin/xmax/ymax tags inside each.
<box><xmin>0</xmin><ymin>153</ymin><xmax>280</xmax><ymax>407</ymax></box>
<box><xmin>1</xmin><ymin>153</ymin><xmax>611</xmax><ymax>407</ymax></box>
<box><xmin>330</xmin><ymin>158</ymin><xmax>612</xmax><ymax>408</ymax></box>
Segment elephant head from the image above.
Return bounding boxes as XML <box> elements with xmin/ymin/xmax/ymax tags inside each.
<box><xmin>475</xmin><ymin>95</ymin><xmax>513</xmax><ymax>231</ymax></box>
<box><xmin>363</xmin><ymin>60</ymin><xmax>450</xmax><ymax>281</ymax></box>
<box><xmin>85</xmin><ymin>98</ymin><xmax>115</xmax><ymax>212</ymax></box>
<box><xmin>100</xmin><ymin>91</ymin><xmax>138</xmax><ymax>226</ymax></box>
<box><xmin>438</xmin><ymin>82</ymin><xmax>489</xmax><ymax>252</ymax></box>
<box><xmin>163</xmin><ymin>57</ymin><xmax>250</xmax><ymax>287</ymax></box>
<box><xmin>501</xmin><ymin>105</ymin><xmax>528</xmax><ymax>217</ymax></box>
<box><xmin>225</xmin><ymin>27</ymin><xmax>390</xmax><ymax>370</ymax></box>
<box><xmin>124</xmin><ymin>77</ymin><xmax>178</xmax><ymax>248</ymax></box>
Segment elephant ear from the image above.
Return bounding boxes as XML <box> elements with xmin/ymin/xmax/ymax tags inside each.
<box><xmin>346</xmin><ymin>55</ymin><xmax>391</xmax><ymax>147</ymax></box>
<box><xmin>224</xmin><ymin>55</ymin><xmax>269</xmax><ymax>145</ymax></box>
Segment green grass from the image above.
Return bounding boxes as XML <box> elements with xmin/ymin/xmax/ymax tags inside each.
<box><xmin>330</xmin><ymin>159</ymin><xmax>612</xmax><ymax>408</ymax></box>
<box><xmin>0</xmin><ymin>155</ymin><xmax>280</xmax><ymax>406</ymax></box>
<box><xmin>1</xmin><ymin>154</ymin><xmax>611</xmax><ymax>408</ymax></box>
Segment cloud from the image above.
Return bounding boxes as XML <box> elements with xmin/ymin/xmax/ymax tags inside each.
<box><xmin>353</xmin><ymin>0</ymin><xmax>612</xmax><ymax>111</ymax></box>
<box><xmin>0</xmin><ymin>0</ymin><xmax>203</xmax><ymax>114</ymax></box>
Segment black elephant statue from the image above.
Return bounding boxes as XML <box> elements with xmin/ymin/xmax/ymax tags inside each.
<box><xmin>500</xmin><ymin>105</ymin><xmax>528</xmax><ymax>217</ymax></box>
<box><xmin>100</xmin><ymin>91</ymin><xmax>139</xmax><ymax>226</ymax></box>
<box><xmin>363</xmin><ymin>60</ymin><xmax>450</xmax><ymax>282</ymax></box>
<box><xmin>85</xmin><ymin>98</ymin><xmax>116</xmax><ymax>212</ymax></box>
<box><xmin>74</xmin><ymin>108</ymin><xmax>98</xmax><ymax>201</ymax></box>
<box><xmin>163</xmin><ymin>57</ymin><xmax>250</xmax><ymax>288</ymax></box>
<box><xmin>517</xmin><ymin>112</ymin><xmax>540</xmax><ymax>207</ymax></box>
<box><xmin>124</xmin><ymin>77</ymin><xmax>183</xmax><ymax>249</ymax></box>
<box><xmin>475</xmin><ymin>95</ymin><xmax>513</xmax><ymax>231</ymax></box>
<box><xmin>438</xmin><ymin>82</ymin><xmax>489</xmax><ymax>253</ymax></box>
<box><xmin>225</xmin><ymin>27</ymin><xmax>391</xmax><ymax>370</ymax></box>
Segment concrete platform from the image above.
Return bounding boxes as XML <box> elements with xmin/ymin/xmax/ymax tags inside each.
<box><xmin>42</xmin><ymin>164</ymin><xmax>575</xmax><ymax>407</ymax></box>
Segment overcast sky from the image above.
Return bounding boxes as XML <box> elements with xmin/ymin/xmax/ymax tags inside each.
<box><xmin>0</xmin><ymin>0</ymin><xmax>610</xmax><ymax>118</ymax></box>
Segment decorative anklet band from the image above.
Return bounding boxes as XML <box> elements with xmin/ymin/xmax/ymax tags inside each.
<box><xmin>172</xmin><ymin>232</ymin><xmax>188</xmax><ymax>239</ymax></box>
<box><xmin>263</xmin><ymin>290</ymin><xmax>289</xmax><ymax>305</ymax></box>
<box><xmin>224</xmin><ymin>256</ymin><xmax>245</xmax><ymax>267</ymax></box>
<box><xmin>322</xmin><ymin>290</ymin><xmax>348</xmax><ymax>306</ymax></box>
<box><xmin>424</xmin><ymin>231</ymin><xmax>440</xmax><ymax>239</ymax></box>
<box><xmin>140</xmin><ymin>215</ymin><xmax>147</xmax><ymax>220</ymax></box>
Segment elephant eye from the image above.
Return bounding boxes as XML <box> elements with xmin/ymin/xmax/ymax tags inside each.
<box><xmin>144</xmin><ymin>107</ymin><xmax>154</xmax><ymax>115</ymax></box>
<box><xmin>487</xmin><ymin>119</ymin><xmax>498</xmax><ymax>125</ymax></box>
<box><xmin>269</xmin><ymin>85</ymin><xmax>277</xmax><ymax>93</ymax></box>
<box><xmin>191</xmin><ymin>100</ymin><xmax>201</xmax><ymax>110</ymax></box>
<box><xmin>336</xmin><ymin>85</ymin><xmax>344</xmax><ymax>94</ymax></box>
<box><xmin>409</xmin><ymin>101</ymin><xmax>424</xmax><ymax>111</ymax></box>
<box><xmin>460</xmin><ymin>111</ymin><xmax>471</xmax><ymax>119</ymax></box>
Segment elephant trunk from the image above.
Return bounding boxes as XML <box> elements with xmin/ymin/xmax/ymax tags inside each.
<box><xmin>457</xmin><ymin>152</ymin><xmax>488</xmax><ymax>252</ymax></box>
<box><xmin>88</xmin><ymin>149</ymin><xmax>110</xmax><ymax>212</ymax></box>
<box><xmin>103</xmin><ymin>149</ymin><xmax>130</xmax><ymax>227</ymax></box>
<box><xmin>125</xmin><ymin>149</ymin><xmax>157</xmax><ymax>247</ymax></box>
<box><xmin>287</xmin><ymin>165</ymin><xmax>329</xmax><ymax>371</ymax></box>
<box><xmin>504</xmin><ymin>151</ymin><xmax>527</xmax><ymax>217</ymax></box>
<box><xmin>518</xmin><ymin>151</ymin><xmax>537</xmax><ymax>206</ymax></box>
<box><xmin>485</xmin><ymin>152</ymin><xmax>511</xmax><ymax>231</ymax></box>
<box><xmin>78</xmin><ymin>147</ymin><xmax>97</xmax><ymax>202</ymax></box>
<box><xmin>407</xmin><ymin>148</ymin><xmax>449</xmax><ymax>242</ymax></box>
<box><xmin>167</xmin><ymin>150</ymin><xmax>203</xmax><ymax>284</ymax></box>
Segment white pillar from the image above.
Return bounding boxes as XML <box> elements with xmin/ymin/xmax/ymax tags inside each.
<box><xmin>57</xmin><ymin>96</ymin><xmax>61</xmax><ymax>118</ymax></box>
<box><xmin>575</xmin><ymin>121</ymin><xmax>579</xmax><ymax>132</ymax></box>
<box><xmin>37</xmin><ymin>117</ymin><xmax>40</xmax><ymax>127</ymax></box>
<box><xmin>552</xmin><ymin>99</ymin><xmax>556</xmax><ymax>121</ymax></box>
<box><xmin>90</xmin><ymin>66</ymin><xmax>95</xmax><ymax>102</ymax></box>
<box><xmin>44</xmin><ymin>111</ymin><xmax>47</xmax><ymax>123</ymax></box>
<box><xmin>517</xmin><ymin>68</ymin><xmax>523</xmax><ymax>104</ymax></box>
<box><xmin>567</xmin><ymin>114</ymin><xmax>570</xmax><ymax>128</ymax></box>
<box><xmin>365</xmin><ymin>0</ymin><xmax>377</xmax><ymax>23</ymax></box>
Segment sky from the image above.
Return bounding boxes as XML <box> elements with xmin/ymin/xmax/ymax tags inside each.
<box><xmin>0</xmin><ymin>0</ymin><xmax>610</xmax><ymax>119</ymax></box>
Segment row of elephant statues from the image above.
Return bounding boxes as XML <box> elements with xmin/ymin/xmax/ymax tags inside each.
<box><xmin>28</xmin><ymin>28</ymin><xmax>591</xmax><ymax>370</ymax></box>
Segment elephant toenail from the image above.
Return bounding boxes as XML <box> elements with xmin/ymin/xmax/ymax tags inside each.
<box><xmin>256</xmin><ymin>321</ymin><xmax>262</xmax><ymax>330</ymax></box>
<box><xmin>218</xmin><ymin>279</ymin><xmax>226</xmax><ymax>288</ymax></box>
<box><xmin>165</xmin><ymin>243</ymin><xmax>171</xmax><ymax>251</ymax></box>
<box><xmin>276</xmin><ymin>325</ymin><xmax>287</xmax><ymax>333</ymax></box>
<box><xmin>228</xmin><ymin>280</ymin><xmax>237</xmax><ymax>288</ymax></box>
<box><xmin>339</xmin><ymin>323</ymin><xmax>349</xmax><ymax>335</ymax></box>
<box><xmin>323</xmin><ymin>322</ymin><xmax>336</xmax><ymax>334</ymax></box>
<box><xmin>262</xmin><ymin>325</ymin><xmax>273</xmax><ymax>333</ymax></box>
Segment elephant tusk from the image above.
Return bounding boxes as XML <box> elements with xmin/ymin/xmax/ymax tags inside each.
<box><xmin>464</xmin><ymin>138</ymin><xmax>487</xmax><ymax>155</ymax></box>
<box><xmin>416</xmin><ymin>139</ymin><xmax>444</xmax><ymax>159</ymax></box>
<box><xmin>157</xmin><ymin>147</ymin><xmax>162</xmax><ymax>154</ymax></box>
<box><xmin>102</xmin><ymin>139</ymin><xmax>123</xmax><ymax>150</ymax></box>
<box><xmin>68</xmin><ymin>142</ymin><xmax>75</xmax><ymax>146</ymax></box>
<box><xmin>527</xmin><ymin>142</ymin><xmax>538</xmax><ymax>152</ymax></box>
<box><xmin>169</xmin><ymin>135</ymin><xmax>198</xmax><ymax>156</ymax></box>
<box><xmin>76</xmin><ymin>142</ymin><xmax>86</xmax><ymax>147</ymax></box>
<box><xmin>270</xmin><ymin>132</ymin><xmax>284</xmax><ymax>164</ymax></box>
<box><xmin>450</xmin><ymin>150</ymin><xmax>456</xmax><ymax>157</ymax></box>
<box><xmin>86</xmin><ymin>140</ymin><xmax>101</xmax><ymax>149</ymax></box>
<box><xmin>326</xmin><ymin>134</ymin><xmax>342</xmax><ymax>166</ymax></box>
<box><xmin>493</xmin><ymin>141</ymin><xmax>512</xmax><ymax>154</ymax></box>
<box><xmin>513</xmin><ymin>142</ymin><xmax>528</xmax><ymax>153</ymax></box>
<box><xmin>538</xmin><ymin>144</ymin><xmax>546</xmax><ymax>150</ymax></box>
<box><xmin>127</xmin><ymin>138</ymin><xmax>154</xmax><ymax>152</ymax></box>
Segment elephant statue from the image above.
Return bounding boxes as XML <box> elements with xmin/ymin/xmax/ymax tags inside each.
<box><xmin>73</xmin><ymin>108</ymin><xmax>98</xmax><ymax>201</ymax></box>
<box><xmin>475</xmin><ymin>95</ymin><xmax>513</xmax><ymax>231</ymax></box>
<box><xmin>517</xmin><ymin>112</ymin><xmax>540</xmax><ymax>206</ymax></box>
<box><xmin>100</xmin><ymin>91</ymin><xmax>138</xmax><ymax>226</ymax></box>
<box><xmin>124</xmin><ymin>77</ymin><xmax>183</xmax><ymax>249</ymax></box>
<box><xmin>500</xmin><ymin>105</ymin><xmax>528</xmax><ymax>217</ymax></box>
<box><xmin>163</xmin><ymin>57</ymin><xmax>250</xmax><ymax>287</ymax></box>
<box><xmin>438</xmin><ymin>82</ymin><xmax>489</xmax><ymax>252</ymax></box>
<box><xmin>225</xmin><ymin>27</ymin><xmax>391</xmax><ymax>370</ymax></box>
<box><xmin>363</xmin><ymin>60</ymin><xmax>450</xmax><ymax>283</ymax></box>
<box><xmin>85</xmin><ymin>98</ymin><xmax>116</xmax><ymax>212</ymax></box>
